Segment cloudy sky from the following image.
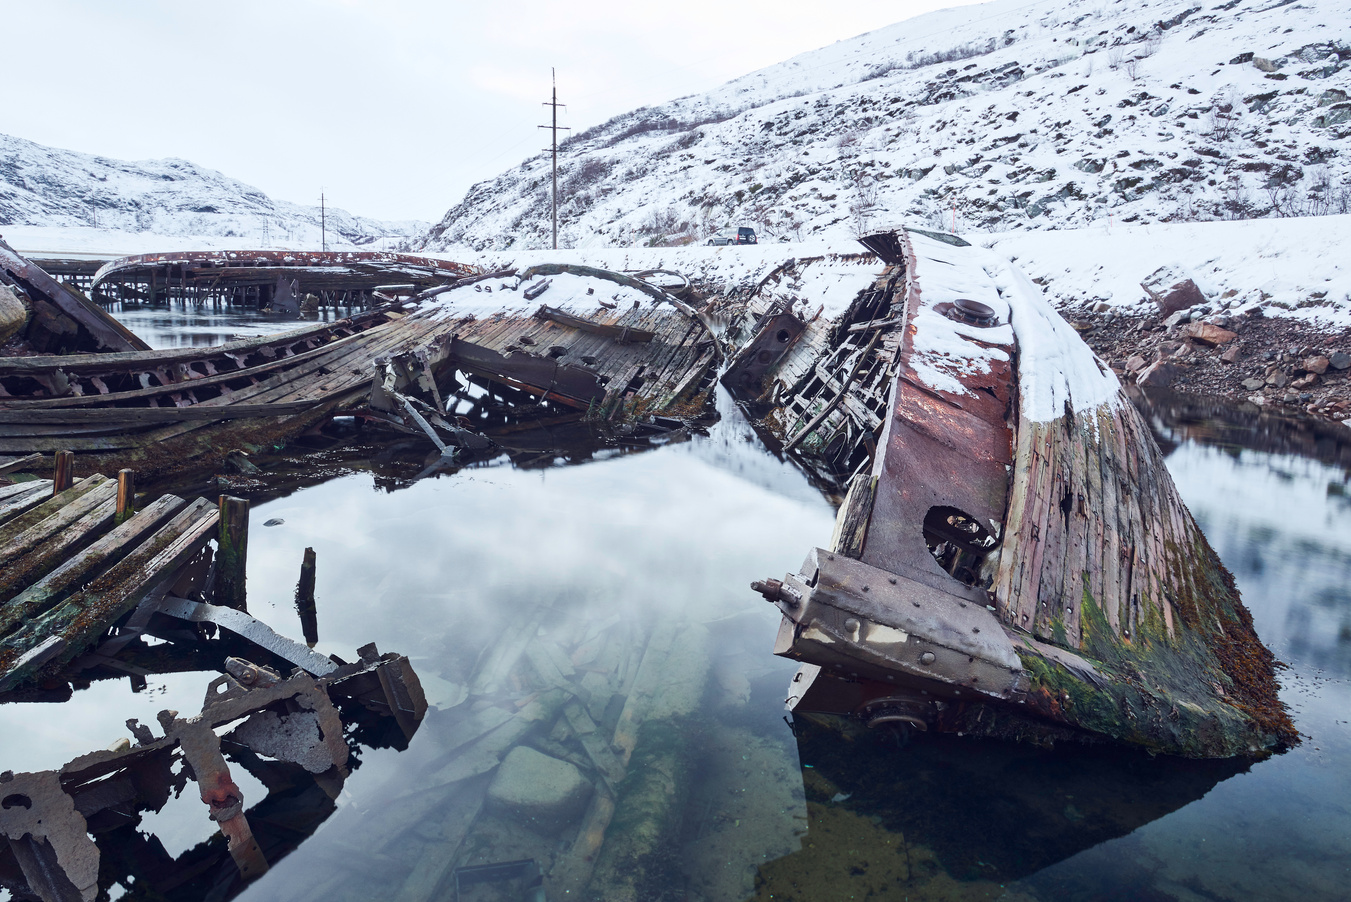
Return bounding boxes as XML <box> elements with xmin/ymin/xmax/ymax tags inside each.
<box><xmin>9</xmin><ymin>0</ymin><xmax>983</xmax><ymax>224</ymax></box>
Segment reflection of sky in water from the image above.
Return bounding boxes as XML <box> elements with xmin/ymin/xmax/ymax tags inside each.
<box><xmin>232</xmin><ymin>399</ymin><xmax>836</xmax><ymax>901</ymax></box>
<box><xmin>1017</xmin><ymin>442</ymin><xmax>1351</xmax><ymax>902</ymax></box>
<box><xmin>6</xmin><ymin>353</ymin><xmax>1350</xmax><ymax>901</ymax></box>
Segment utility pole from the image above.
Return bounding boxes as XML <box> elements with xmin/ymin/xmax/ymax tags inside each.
<box><xmin>320</xmin><ymin>191</ymin><xmax>327</xmax><ymax>253</ymax></box>
<box><xmin>538</xmin><ymin>68</ymin><xmax>569</xmax><ymax>250</ymax></box>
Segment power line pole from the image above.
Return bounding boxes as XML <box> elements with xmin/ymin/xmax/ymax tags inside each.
<box><xmin>320</xmin><ymin>191</ymin><xmax>327</xmax><ymax>253</ymax></box>
<box><xmin>538</xmin><ymin>68</ymin><xmax>569</xmax><ymax>250</ymax></box>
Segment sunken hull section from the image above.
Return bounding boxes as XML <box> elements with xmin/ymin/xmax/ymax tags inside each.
<box><xmin>377</xmin><ymin>263</ymin><xmax>720</xmax><ymax>432</ymax></box>
<box><xmin>754</xmin><ymin>229</ymin><xmax>1295</xmax><ymax>758</ymax></box>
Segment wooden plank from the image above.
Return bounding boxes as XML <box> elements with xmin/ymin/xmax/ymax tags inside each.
<box><xmin>0</xmin><ymin>492</ymin><xmax>117</xmax><ymax>603</ymax></box>
<box><xmin>0</xmin><ymin>482</ymin><xmax>51</xmax><ymax>526</ymax></box>
<box><xmin>0</xmin><ymin>494</ymin><xmax>187</xmax><ymax>633</ymax></box>
<box><xmin>994</xmin><ymin>413</ymin><xmax>1036</xmax><ymax>621</ymax></box>
<box><xmin>0</xmin><ymin>453</ymin><xmax>41</xmax><ymax>475</ymax></box>
<box><xmin>0</xmin><ymin>480</ymin><xmax>45</xmax><ymax>504</ymax></box>
<box><xmin>0</xmin><ymin>400</ymin><xmax>329</xmax><ymax>424</ymax></box>
<box><xmin>0</xmin><ymin>498</ymin><xmax>217</xmax><ymax>684</ymax></box>
<box><xmin>0</xmin><ymin>475</ymin><xmax>107</xmax><ymax>547</ymax></box>
<box><xmin>536</xmin><ymin>305</ymin><xmax>655</xmax><ymax>342</ymax></box>
<box><xmin>1095</xmin><ymin>412</ymin><xmax>1124</xmax><ymax>634</ymax></box>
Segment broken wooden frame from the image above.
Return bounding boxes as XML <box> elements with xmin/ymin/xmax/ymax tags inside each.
<box><xmin>88</xmin><ymin>249</ymin><xmax>475</xmax><ymax>314</ymax></box>
<box><xmin>719</xmin><ymin>254</ymin><xmax>899</xmax><ymax>490</ymax></box>
<box><xmin>0</xmin><ymin>250</ymin><xmax>721</xmax><ymax>480</ymax></box>
<box><xmin>0</xmin><ymin>457</ymin><xmax>426</xmax><ymax>900</ymax></box>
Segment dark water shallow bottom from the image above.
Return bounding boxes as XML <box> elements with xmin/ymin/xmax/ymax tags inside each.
<box><xmin>3</xmin><ymin>310</ymin><xmax>1351</xmax><ymax>900</ymax></box>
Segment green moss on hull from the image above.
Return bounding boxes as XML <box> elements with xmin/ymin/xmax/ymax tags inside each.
<box><xmin>1006</xmin><ymin>581</ymin><xmax>1291</xmax><ymax>758</ymax></box>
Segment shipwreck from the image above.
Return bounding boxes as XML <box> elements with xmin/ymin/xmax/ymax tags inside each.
<box><xmin>0</xmin><ymin>241</ymin><xmax>719</xmax><ymax>479</ymax></box>
<box><xmin>740</xmin><ymin>228</ymin><xmax>1295</xmax><ymax>758</ymax></box>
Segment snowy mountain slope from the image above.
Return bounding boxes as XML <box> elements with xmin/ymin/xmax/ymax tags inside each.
<box><xmin>0</xmin><ymin>133</ymin><xmax>425</xmax><ymax>249</ymax></box>
<box><xmin>416</xmin><ymin>0</ymin><xmax>1351</xmax><ymax>252</ymax></box>
<box><xmin>984</xmin><ymin>213</ymin><xmax>1351</xmax><ymax>327</ymax></box>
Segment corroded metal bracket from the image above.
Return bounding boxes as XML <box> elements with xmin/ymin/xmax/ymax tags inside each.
<box><xmin>759</xmin><ymin>548</ymin><xmax>1026</xmax><ymax>704</ymax></box>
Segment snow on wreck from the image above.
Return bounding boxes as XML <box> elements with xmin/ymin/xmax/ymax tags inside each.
<box><xmin>746</xmin><ymin>228</ymin><xmax>1296</xmax><ymax>758</ymax></box>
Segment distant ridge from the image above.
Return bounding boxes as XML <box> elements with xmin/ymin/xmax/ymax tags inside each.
<box><xmin>0</xmin><ymin>132</ymin><xmax>426</xmax><ymax>250</ymax></box>
<box><xmin>416</xmin><ymin>0</ymin><xmax>1351</xmax><ymax>251</ymax></box>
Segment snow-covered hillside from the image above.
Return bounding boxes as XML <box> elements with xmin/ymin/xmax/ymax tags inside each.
<box><xmin>0</xmin><ymin>133</ymin><xmax>426</xmax><ymax>250</ymax></box>
<box><xmin>416</xmin><ymin>0</ymin><xmax>1351</xmax><ymax>252</ymax></box>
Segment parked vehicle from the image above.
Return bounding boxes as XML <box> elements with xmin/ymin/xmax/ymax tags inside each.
<box><xmin>706</xmin><ymin>227</ymin><xmax>757</xmax><ymax>246</ymax></box>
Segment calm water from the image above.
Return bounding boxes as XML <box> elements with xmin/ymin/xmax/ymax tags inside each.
<box><xmin>103</xmin><ymin>301</ymin><xmax>354</xmax><ymax>348</ymax></box>
<box><xmin>3</xmin><ymin>307</ymin><xmax>1350</xmax><ymax>900</ymax></box>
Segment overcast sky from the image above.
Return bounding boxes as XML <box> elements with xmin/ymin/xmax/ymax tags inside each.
<box><xmin>8</xmin><ymin>0</ymin><xmax>984</xmax><ymax>224</ymax></box>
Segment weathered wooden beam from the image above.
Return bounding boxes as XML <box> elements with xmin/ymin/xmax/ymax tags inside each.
<box><xmin>296</xmin><ymin>547</ymin><xmax>318</xmax><ymax>646</ymax></box>
<box><xmin>215</xmin><ymin>496</ymin><xmax>249</xmax><ymax>612</ymax></box>
<box><xmin>0</xmin><ymin>453</ymin><xmax>41</xmax><ymax>475</ymax></box>
<box><xmin>534</xmin><ymin>305</ymin><xmax>655</xmax><ymax>343</ymax></box>
<box><xmin>51</xmin><ymin>450</ymin><xmax>74</xmax><ymax>496</ymax></box>
<box><xmin>0</xmin><ymin>475</ymin><xmax>107</xmax><ymax>546</ymax></box>
<box><xmin>115</xmin><ymin>469</ymin><xmax>134</xmax><ymax>525</ymax></box>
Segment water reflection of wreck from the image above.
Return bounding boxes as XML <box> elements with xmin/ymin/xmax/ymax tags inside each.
<box><xmin>759</xmin><ymin>714</ymin><xmax>1249</xmax><ymax>895</ymax></box>
<box><xmin>739</xmin><ymin>228</ymin><xmax>1297</xmax><ymax>758</ymax></box>
<box><xmin>0</xmin><ymin>465</ymin><xmax>426</xmax><ymax>902</ymax></box>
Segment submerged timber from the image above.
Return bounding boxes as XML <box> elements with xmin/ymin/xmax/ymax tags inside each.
<box><xmin>741</xmin><ymin>228</ymin><xmax>1296</xmax><ymax>758</ymax></box>
<box><xmin>0</xmin><ymin>248</ymin><xmax>719</xmax><ymax>479</ymax></box>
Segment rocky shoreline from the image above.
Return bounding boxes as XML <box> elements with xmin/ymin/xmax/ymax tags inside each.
<box><xmin>1063</xmin><ymin>299</ymin><xmax>1351</xmax><ymax>428</ymax></box>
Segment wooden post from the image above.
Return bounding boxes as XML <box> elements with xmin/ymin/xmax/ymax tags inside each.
<box><xmin>52</xmin><ymin>450</ymin><xmax>74</xmax><ymax>496</ymax></box>
<box><xmin>215</xmin><ymin>495</ymin><xmax>249</xmax><ymax>611</ymax></box>
<box><xmin>115</xmin><ymin>469</ymin><xmax>135</xmax><ymax>524</ymax></box>
<box><xmin>295</xmin><ymin>547</ymin><xmax>318</xmax><ymax>646</ymax></box>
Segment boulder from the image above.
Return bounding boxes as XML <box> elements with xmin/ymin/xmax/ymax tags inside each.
<box><xmin>1265</xmin><ymin>372</ymin><xmax>1289</xmax><ymax>389</ymax></box>
<box><xmin>1220</xmin><ymin>345</ymin><xmax>1243</xmax><ymax>364</ymax></box>
<box><xmin>0</xmin><ymin>284</ymin><xmax>28</xmax><ymax>345</ymax></box>
<box><xmin>1125</xmin><ymin>354</ymin><xmax>1148</xmax><ymax>375</ymax></box>
<box><xmin>1163</xmin><ymin>309</ymin><xmax>1192</xmax><ymax>328</ymax></box>
<box><xmin>1300</xmin><ymin>355</ymin><xmax>1330</xmax><ymax>375</ymax></box>
<box><xmin>1141</xmin><ymin>266</ymin><xmax>1207</xmax><ymax>317</ymax></box>
<box><xmin>1136</xmin><ymin>361</ymin><xmax>1178</xmax><ymax>388</ymax></box>
<box><xmin>1182</xmin><ymin>322</ymin><xmax>1238</xmax><ymax>347</ymax></box>
<box><xmin>486</xmin><ymin>746</ymin><xmax>592</xmax><ymax>835</ymax></box>
<box><xmin>1252</xmin><ymin>57</ymin><xmax>1279</xmax><ymax>73</ymax></box>
<box><xmin>1330</xmin><ymin>351</ymin><xmax>1351</xmax><ymax>371</ymax></box>
<box><xmin>1240</xmin><ymin>377</ymin><xmax>1265</xmax><ymax>391</ymax></box>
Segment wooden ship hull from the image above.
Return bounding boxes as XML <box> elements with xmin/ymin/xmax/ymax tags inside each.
<box><xmin>742</xmin><ymin>229</ymin><xmax>1295</xmax><ymax>758</ymax></box>
<box><xmin>0</xmin><ymin>250</ymin><xmax>719</xmax><ymax>480</ymax></box>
